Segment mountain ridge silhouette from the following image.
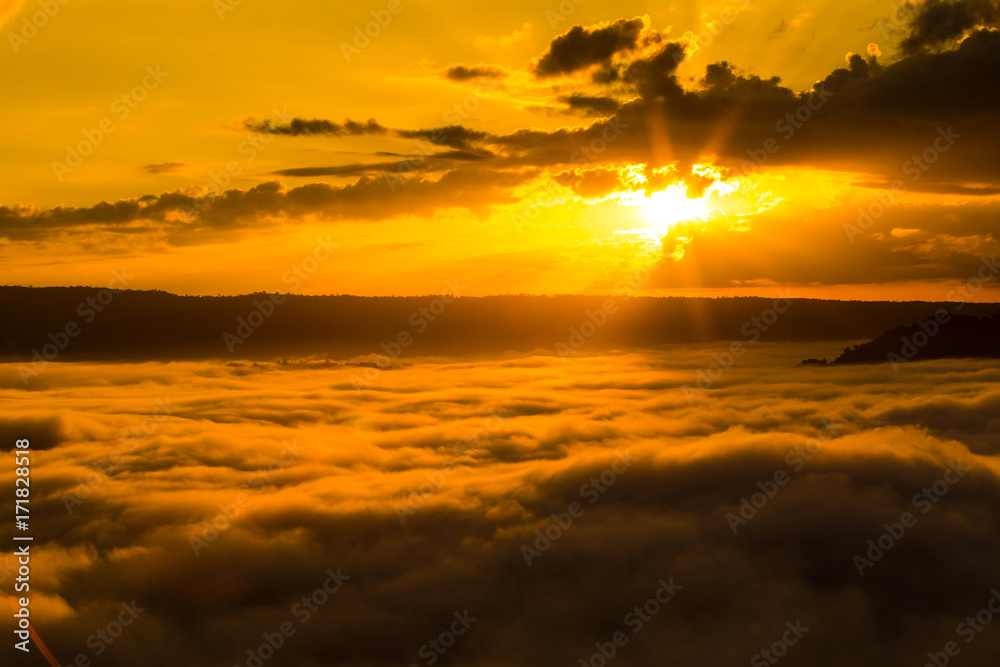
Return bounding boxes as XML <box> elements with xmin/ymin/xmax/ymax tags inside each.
<box><xmin>3</xmin><ymin>286</ymin><xmax>999</xmax><ymax>361</ymax></box>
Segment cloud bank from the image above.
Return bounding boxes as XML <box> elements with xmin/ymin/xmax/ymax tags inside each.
<box><xmin>2</xmin><ymin>346</ymin><xmax>1000</xmax><ymax>665</ymax></box>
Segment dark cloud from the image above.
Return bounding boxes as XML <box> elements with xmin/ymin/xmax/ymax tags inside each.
<box><xmin>699</xmin><ymin>60</ymin><xmax>791</xmax><ymax>99</ymax></box>
<box><xmin>244</xmin><ymin>117</ymin><xmax>388</xmax><ymax>136</ymax></box>
<box><xmin>852</xmin><ymin>181</ymin><xmax>1000</xmax><ymax>196</ymax></box>
<box><xmin>433</xmin><ymin>149</ymin><xmax>492</xmax><ymax>161</ymax></box>
<box><xmin>815</xmin><ymin>52</ymin><xmax>878</xmax><ymax>93</ymax></box>
<box><xmin>557</xmin><ymin>94</ymin><xmax>621</xmax><ymax>116</ymax></box>
<box><xmin>591</xmin><ymin>63</ymin><xmax>621</xmax><ymax>83</ymax></box>
<box><xmin>271</xmin><ymin>160</ymin><xmax>425</xmax><ymax>177</ymax></box>
<box><xmin>242</xmin><ymin>116</ymin><xmax>496</xmax><ymax>151</ymax></box>
<box><xmin>766</xmin><ymin>18</ymin><xmax>788</xmax><ymax>41</ymax></box>
<box><xmin>849</xmin><ymin>28</ymin><xmax>1000</xmax><ymax>118</ymax></box>
<box><xmin>273</xmin><ymin>151</ymin><xmax>490</xmax><ymax>177</ymax></box>
<box><xmin>234</xmin><ymin>28</ymin><xmax>1000</xmax><ymax>185</ymax></box>
<box><xmin>396</xmin><ymin>125</ymin><xmax>495</xmax><ymax>150</ymax></box>
<box><xmin>0</xmin><ymin>168</ymin><xmax>534</xmax><ymax>244</ymax></box>
<box><xmin>621</xmin><ymin>41</ymin><xmax>688</xmax><ymax>98</ymax></box>
<box><xmin>533</xmin><ymin>17</ymin><xmax>645</xmax><ymax>77</ymax></box>
<box><xmin>141</xmin><ymin>162</ymin><xmax>184</xmax><ymax>174</ymax></box>
<box><xmin>901</xmin><ymin>0</ymin><xmax>1000</xmax><ymax>53</ymax></box>
<box><xmin>485</xmin><ymin>29</ymin><xmax>1000</xmax><ymax>184</ymax></box>
<box><xmin>445</xmin><ymin>64</ymin><xmax>507</xmax><ymax>81</ymax></box>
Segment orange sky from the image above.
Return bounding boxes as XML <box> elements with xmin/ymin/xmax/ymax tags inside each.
<box><xmin>2</xmin><ymin>0</ymin><xmax>999</xmax><ymax>300</ymax></box>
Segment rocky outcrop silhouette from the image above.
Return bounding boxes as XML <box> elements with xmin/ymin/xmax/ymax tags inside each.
<box><xmin>828</xmin><ymin>311</ymin><xmax>1000</xmax><ymax>366</ymax></box>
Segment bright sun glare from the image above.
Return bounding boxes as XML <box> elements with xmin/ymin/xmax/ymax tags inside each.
<box><xmin>615</xmin><ymin>165</ymin><xmax>730</xmax><ymax>241</ymax></box>
<box><xmin>637</xmin><ymin>183</ymin><xmax>709</xmax><ymax>232</ymax></box>
<box><xmin>607</xmin><ymin>164</ymin><xmax>761</xmax><ymax>262</ymax></box>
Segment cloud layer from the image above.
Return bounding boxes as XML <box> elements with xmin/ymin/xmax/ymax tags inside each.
<box><xmin>3</xmin><ymin>346</ymin><xmax>1000</xmax><ymax>665</ymax></box>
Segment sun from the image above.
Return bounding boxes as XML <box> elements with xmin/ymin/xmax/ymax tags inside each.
<box><xmin>611</xmin><ymin>163</ymin><xmax>757</xmax><ymax>255</ymax></box>
<box><xmin>641</xmin><ymin>183</ymin><xmax>710</xmax><ymax>231</ymax></box>
<box><xmin>618</xmin><ymin>181</ymin><xmax>710</xmax><ymax>237</ymax></box>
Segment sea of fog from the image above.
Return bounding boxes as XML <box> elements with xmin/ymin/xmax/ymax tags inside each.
<box><xmin>2</xmin><ymin>343</ymin><xmax>1000</xmax><ymax>666</ymax></box>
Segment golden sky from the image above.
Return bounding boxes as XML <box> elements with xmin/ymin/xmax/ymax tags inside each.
<box><xmin>2</xmin><ymin>0</ymin><xmax>999</xmax><ymax>299</ymax></box>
